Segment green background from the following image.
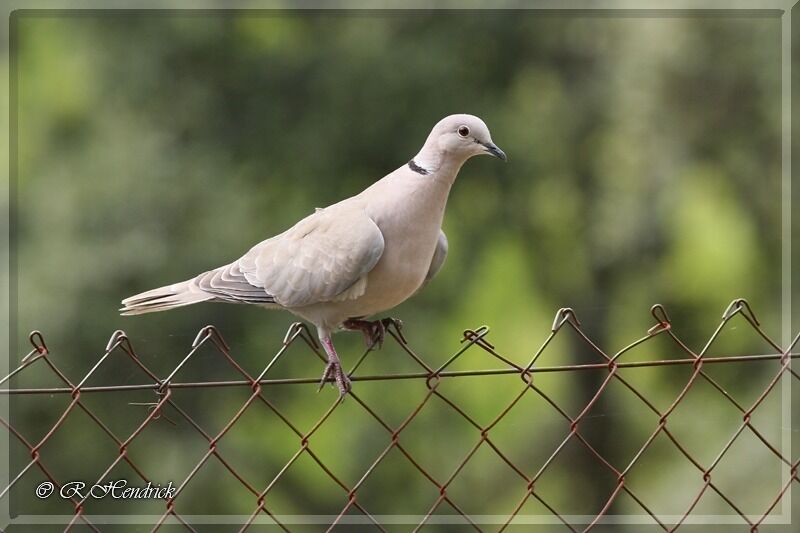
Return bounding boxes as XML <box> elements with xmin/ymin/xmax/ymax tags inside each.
<box><xmin>7</xmin><ymin>9</ymin><xmax>796</xmax><ymax>530</ymax></box>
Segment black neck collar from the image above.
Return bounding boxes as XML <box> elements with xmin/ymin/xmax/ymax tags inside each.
<box><xmin>407</xmin><ymin>159</ymin><xmax>429</xmax><ymax>175</ymax></box>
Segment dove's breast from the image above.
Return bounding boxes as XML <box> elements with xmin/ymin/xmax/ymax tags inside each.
<box><xmin>293</xmin><ymin>172</ymin><xmax>452</xmax><ymax>329</ymax></box>
<box><xmin>362</xmin><ymin>176</ymin><xmax>450</xmax><ymax>304</ymax></box>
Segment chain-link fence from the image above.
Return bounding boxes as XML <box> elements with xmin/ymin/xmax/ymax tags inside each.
<box><xmin>1</xmin><ymin>298</ymin><xmax>797</xmax><ymax>531</ymax></box>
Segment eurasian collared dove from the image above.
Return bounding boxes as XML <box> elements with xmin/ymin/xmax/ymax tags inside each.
<box><xmin>121</xmin><ymin>114</ymin><xmax>506</xmax><ymax>395</ymax></box>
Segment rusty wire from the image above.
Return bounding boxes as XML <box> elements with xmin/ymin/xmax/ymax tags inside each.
<box><xmin>0</xmin><ymin>298</ymin><xmax>797</xmax><ymax>531</ymax></box>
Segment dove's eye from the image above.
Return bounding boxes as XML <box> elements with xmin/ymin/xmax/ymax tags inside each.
<box><xmin>457</xmin><ymin>126</ymin><xmax>470</xmax><ymax>138</ymax></box>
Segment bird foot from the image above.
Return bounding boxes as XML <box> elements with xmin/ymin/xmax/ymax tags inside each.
<box><xmin>318</xmin><ymin>359</ymin><xmax>351</xmax><ymax>396</ymax></box>
<box><xmin>343</xmin><ymin>317</ymin><xmax>403</xmax><ymax>350</ymax></box>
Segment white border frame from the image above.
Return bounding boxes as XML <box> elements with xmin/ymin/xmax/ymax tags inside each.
<box><xmin>0</xmin><ymin>0</ymin><xmax>794</xmax><ymax>528</ymax></box>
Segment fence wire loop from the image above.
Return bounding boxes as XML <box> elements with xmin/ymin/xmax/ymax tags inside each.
<box><xmin>722</xmin><ymin>298</ymin><xmax>760</xmax><ymax>326</ymax></box>
<box><xmin>283</xmin><ymin>321</ymin><xmax>319</xmax><ymax>350</ymax></box>
<box><xmin>461</xmin><ymin>325</ymin><xmax>495</xmax><ymax>350</ymax></box>
<box><xmin>648</xmin><ymin>304</ymin><xmax>672</xmax><ymax>335</ymax></box>
<box><xmin>194</xmin><ymin>324</ymin><xmax>230</xmax><ymax>352</ymax></box>
<box><xmin>552</xmin><ymin>307</ymin><xmax>581</xmax><ymax>332</ymax></box>
<box><xmin>26</xmin><ymin>330</ymin><xmax>48</xmax><ymax>359</ymax></box>
<box><xmin>0</xmin><ymin>301</ymin><xmax>797</xmax><ymax>532</ymax></box>
<box><xmin>105</xmin><ymin>330</ymin><xmax>128</xmax><ymax>352</ymax></box>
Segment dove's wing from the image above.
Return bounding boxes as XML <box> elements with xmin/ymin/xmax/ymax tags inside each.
<box><xmin>191</xmin><ymin>262</ymin><xmax>278</xmax><ymax>305</ymax></box>
<box><xmin>123</xmin><ymin>207</ymin><xmax>384</xmax><ymax>312</ymax></box>
<box><xmin>224</xmin><ymin>206</ymin><xmax>385</xmax><ymax>308</ymax></box>
<box><xmin>420</xmin><ymin>230</ymin><xmax>448</xmax><ymax>289</ymax></box>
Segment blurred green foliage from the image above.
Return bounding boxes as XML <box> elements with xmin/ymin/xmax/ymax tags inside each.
<box><xmin>9</xmin><ymin>10</ymin><xmax>792</xmax><ymax>525</ymax></box>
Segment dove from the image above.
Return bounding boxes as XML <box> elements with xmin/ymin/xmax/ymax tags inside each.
<box><xmin>121</xmin><ymin>114</ymin><xmax>506</xmax><ymax>395</ymax></box>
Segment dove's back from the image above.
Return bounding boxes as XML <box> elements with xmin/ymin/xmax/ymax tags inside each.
<box><xmin>120</xmin><ymin>162</ymin><xmax>449</xmax><ymax>326</ymax></box>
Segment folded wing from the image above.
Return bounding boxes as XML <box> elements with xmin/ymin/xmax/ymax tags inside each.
<box><xmin>235</xmin><ymin>207</ymin><xmax>385</xmax><ymax>308</ymax></box>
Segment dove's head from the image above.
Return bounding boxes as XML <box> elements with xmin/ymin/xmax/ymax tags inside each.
<box><xmin>412</xmin><ymin>114</ymin><xmax>506</xmax><ymax>175</ymax></box>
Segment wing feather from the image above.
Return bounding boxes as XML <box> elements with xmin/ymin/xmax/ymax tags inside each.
<box><xmin>240</xmin><ymin>207</ymin><xmax>385</xmax><ymax>308</ymax></box>
<box><xmin>194</xmin><ymin>264</ymin><xmax>276</xmax><ymax>304</ymax></box>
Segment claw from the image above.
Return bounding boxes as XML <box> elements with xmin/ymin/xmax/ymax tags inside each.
<box><xmin>318</xmin><ymin>362</ymin><xmax>334</xmax><ymax>392</ymax></box>
<box><xmin>318</xmin><ymin>334</ymin><xmax>351</xmax><ymax>396</ymax></box>
<box><xmin>317</xmin><ymin>360</ymin><xmax>351</xmax><ymax>396</ymax></box>
<box><xmin>344</xmin><ymin>317</ymin><xmax>402</xmax><ymax>350</ymax></box>
<box><xmin>370</xmin><ymin>320</ymin><xmax>386</xmax><ymax>349</ymax></box>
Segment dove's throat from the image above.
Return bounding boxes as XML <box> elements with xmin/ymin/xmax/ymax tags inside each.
<box><xmin>411</xmin><ymin>149</ymin><xmax>468</xmax><ymax>187</ymax></box>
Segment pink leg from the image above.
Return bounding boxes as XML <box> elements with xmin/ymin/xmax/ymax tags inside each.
<box><xmin>318</xmin><ymin>335</ymin><xmax>351</xmax><ymax>395</ymax></box>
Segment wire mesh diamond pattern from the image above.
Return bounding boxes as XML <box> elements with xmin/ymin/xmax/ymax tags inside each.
<box><xmin>1</xmin><ymin>298</ymin><xmax>797</xmax><ymax>531</ymax></box>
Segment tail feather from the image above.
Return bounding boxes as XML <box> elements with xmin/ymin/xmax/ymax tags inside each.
<box><xmin>120</xmin><ymin>279</ymin><xmax>213</xmax><ymax>315</ymax></box>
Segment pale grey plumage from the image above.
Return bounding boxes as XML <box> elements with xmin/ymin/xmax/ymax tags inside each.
<box><xmin>422</xmin><ymin>230</ymin><xmax>448</xmax><ymax>288</ymax></box>
<box><xmin>121</xmin><ymin>114</ymin><xmax>506</xmax><ymax>395</ymax></box>
<box><xmin>121</xmin><ymin>206</ymin><xmax>385</xmax><ymax>312</ymax></box>
<box><xmin>239</xmin><ymin>205</ymin><xmax>385</xmax><ymax>307</ymax></box>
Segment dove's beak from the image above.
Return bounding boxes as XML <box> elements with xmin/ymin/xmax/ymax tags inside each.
<box><xmin>481</xmin><ymin>141</ymin><xmax>507</xmax><ymax>162</ymax></box>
